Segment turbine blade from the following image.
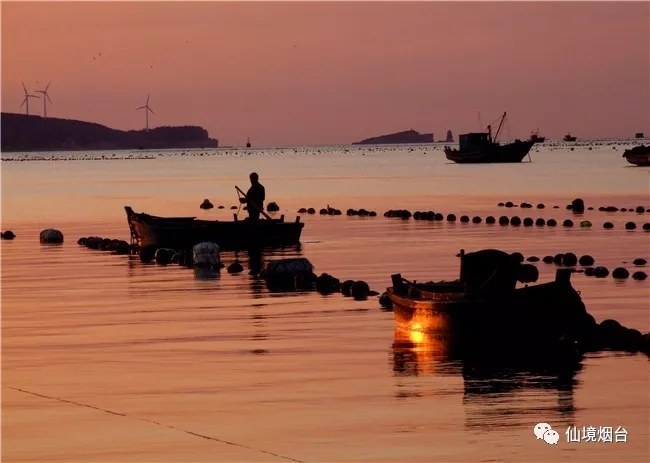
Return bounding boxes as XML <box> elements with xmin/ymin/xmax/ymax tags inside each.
<box><xmin>146</xmin><ymin>94</ymin><xmax>150</xmax><ymax>105</ymax></box>
<box><xmin>136</xmin><ymin>106</ymin><xmax>145</xmax><ymax>110</ymax></box>
<box><xmin>47</xmin><ymin>93</ymin><xmax>52</xmax><ymax>103</ymax></box>
<box><xmin>20</xmin><ymin>98</ymin><xmax>26</xmax><ymax>108</ymax></box>
<box><xmin>148</xmin><ymin>108</ymin><xmax>155</xmax><ymax>115</ymax></box>
<box><xmin>45</xmin><ymin>81</ymin><xmax>51</xmax><ymax>92</ymax></box>
<box><xmin>21</xmin><ymin>80</ymin><xmax>27</xmax><ymax>93</ymax></box>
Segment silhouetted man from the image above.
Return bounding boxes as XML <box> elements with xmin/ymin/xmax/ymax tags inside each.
<box><xmin>240</xmin><ymin>172</ymin><xmax>265</xmax><ymax>220</ymax></box>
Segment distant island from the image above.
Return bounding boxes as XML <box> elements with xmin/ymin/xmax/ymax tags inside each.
<box><xmin>353</xmin><ymin>129</ymin><xmax>434</xmax><ymax>145</ymax></box>
<box><xmin>1</xmin><ymin>113</ymin><xmax>219</xmax><ymax>152</ymax></box>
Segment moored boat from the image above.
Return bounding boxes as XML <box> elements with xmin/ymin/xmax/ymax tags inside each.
<box><xmin>528</xmin><ymin>129</ymin><xmax>545</xmax><ymax>143</ymax></box>
<box><xmin>622</xmin><ymin>145</ymin><xmax>650</xmax><ymax>167</ymax></box>
<box><xmin>563</xmin><ymin>133</ymin><xmax>577</xmax><ymax>142</ymax></box>
<box><xmin>386</xmin><ymin>249</ymin><xmax>591</xmax><ymax>350</ymax></box>
<box><xmin>125</xmin><ymin>206</ymin><xmax>304</xmax><ymax>251</ymax></box>
<box><xmin>444</xmin><ymin>112</ymin><xmax>534</xmax><ymax>163</ymax></box>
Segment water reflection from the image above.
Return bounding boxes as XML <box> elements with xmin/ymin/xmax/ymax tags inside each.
<box><xmin>391</xmin><ymin>327</ymin><xmax>583</xmax><ymax>430</ymax></box>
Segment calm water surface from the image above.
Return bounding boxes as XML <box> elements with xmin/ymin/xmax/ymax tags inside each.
<box><xmin>2</xmin><ymin>143</ymin><xmax>649</xmax><ymax>462</ymax></box>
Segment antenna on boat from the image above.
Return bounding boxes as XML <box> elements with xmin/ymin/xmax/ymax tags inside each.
<box><xmin>493</xmin><ymin>112</ymin><xmax>507</xmax><ymax>142</ymax></box>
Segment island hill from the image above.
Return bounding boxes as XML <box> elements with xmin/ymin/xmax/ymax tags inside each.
<box><xmin>1</xmin><ymin>113</ymin><xmax>219</xmax><ymax>152</ymax></box>
<box><xmin>353</xmin><ymin>129</ymin><xmax>435</xmax><ymax>145</ymax></box>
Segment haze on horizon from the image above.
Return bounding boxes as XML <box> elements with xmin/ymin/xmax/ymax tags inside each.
<box><xmin>2</xmin><ymin>1</ymin><xmax>648</xmax><ymax>147</ymax></box>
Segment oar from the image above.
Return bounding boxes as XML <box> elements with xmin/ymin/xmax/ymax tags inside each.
<box><xmin>235</xmin><ymin>185</ymin><xmax>273</xmax><ymax>220</ymax></box>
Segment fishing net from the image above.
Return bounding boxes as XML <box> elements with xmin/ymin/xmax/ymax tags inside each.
<box><xmin>265</xmin><ymin>258</ymin><xmax>314</xmax><ymax>276</ymax></box>
<box><xmin>193</xmin><ymin>242</ymin><xmax>221</xmax><ymax>267</ymax></box>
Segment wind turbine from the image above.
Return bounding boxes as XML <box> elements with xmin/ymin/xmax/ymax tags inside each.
<box><xmin>136</xmin><ymin>94</ymin><xmax>155</xmax><ymax>130</ymax></box>
<box><xmin>20</xmin><ymin>81</ymin><xmax>40</xmax><ymax>116</ymax></box>
<box><xmin>35</xmin><ymin>81</ymin><xmax>52</xmax><ymax>118</ymax></box>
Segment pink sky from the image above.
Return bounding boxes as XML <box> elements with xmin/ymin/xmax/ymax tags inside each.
<box><xmin>2</xmin><ymin>1</ymin><xmax>648</xmax><ymax>146</ymax></box>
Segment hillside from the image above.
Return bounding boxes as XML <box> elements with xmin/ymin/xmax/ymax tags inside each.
<box><xmin>1</xmin><ymin>113</ymin><xmax>219</xmax><ymax>152</ymax></box>
<box><xmin>353</xmin><ymin>129</ymin><xmax>434</xmax><ymax>145</ymax></box>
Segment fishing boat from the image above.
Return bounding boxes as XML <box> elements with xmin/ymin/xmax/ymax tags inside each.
<box><xmin>528</xmin><ymin>129</ymin><xmax>545</xmax><ymax>143</ymax></box>
<box><xmin>622</xmin><ymin>145</ymin><xmax>650</xmax><ymax>166</ymax></box>
<box><xmin>444</xmin><ymin>112</ymin><xmax>534</xmax><ymax>163</ymax></box>
<box><xmin>386</xmin><ymin>249</ymin><xmax>590</xmax><ymax>349</ymax></box>
<box><xmin>563</xmin><ymin>133</ymin><xmax>577</xmax><ymax>142</ymax></box>
<box><xmin>125</xmin><ymin>204</ymin><xmax>304</xmax><ymax>251</ymax></box>
<box><xmin>246</xmin><ymin>137</ymin><xmax>252</xmax><ymax>148</ymax></box>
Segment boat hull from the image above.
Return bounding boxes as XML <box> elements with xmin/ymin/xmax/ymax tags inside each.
<box><xmin>444</xmin><ymin>140</ymin><xmax>534</xmax><ymax>164</ymax></box>
<box><xmin>387</xmin><ymin>279</ymin><xmax>588</xmax><ymax>347</ymax></box>
<box><xmin>623</xmin><ymin>146</ymin><xmax>650</xmax><ymax>166</ymax></box>
<box><xmin>125</xmin><ymin>207</ymin><xmax>304</xmax><ymax>251</ymax></box>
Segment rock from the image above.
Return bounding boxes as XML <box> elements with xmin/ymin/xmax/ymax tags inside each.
<box><xmin>593</xmin><ymin>266</ymin><xmax>609</xmax><ymax>278</ymax></box>
<box><xmin>341</xmin><ymin>280</ymin><xmax>355</xmax><ymax>297</ymax></box>
<box><xmin>267</xmin><ymin>202</ymin><xmax>280</xmax><ymax>212</ymax></box>
<box><xmin>1</xmin><ymin>230</ymin><xmax>16</xmax><ymax>240</ymax></box>
<box><xmin>200</xmin><ymin>199</ymin><xmax>214</xmax><ymax>209</ymax></box>
<box><xmin>632</xmin><ymin>271</ymin><xmax>648</xmax><ymax>281</ymax></box>
<box><xmin>546</xmin><ymin>219</ymin><xmax>557</xmax><ymax>226</ymax></box>
<box><xmin>612</xmin><ymin>267</ymin><xmax>629</xmax><ymax>279</ymax></box>
<box><xmin>571</xmin><ymin>198</ymin><xmax>585</xmax><ymax>213</ymax></box>
<box><xmin>351</xmin><ymin>280</ymin><xmax>371</xmax><ymax>300</ymax></box>
<box><xmin>578</xmin><ymin>255</ymin><xmax>595</xmax><ymax>266</ymax></box>
<box><xmin>562</xmin><ymin>252</ymin><xmax>578</xmax><ymax>267</ymax></box>
<box><xmin>379</xmin><ymin>292</ymin><xmax>393</xmax><ymax>311</ymax></box>
<box><xmin>39</xmin><ymin>228</ymin><xmax>64</xmax><ymax>244</ymax></box>
<box><xmin>485</xmin><ymin>216</ymin><xmax>496</xmax><ymax>224</ymax></box>
<box><xmin>193</xmin><ymin>242</ymin><xmax>221</xmax><ymax>268</ymax></box>
<box><xmin>625</xmin><ymin>222</ymin><xmax>636</xmax><ymax>230</ymax></box>
<box><xmin>227</xmin><ymin>262</ymin><xmax>244</xmax><ymax>274</ymax></box>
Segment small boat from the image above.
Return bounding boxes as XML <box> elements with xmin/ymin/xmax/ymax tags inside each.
<box><xmin>125</xmin><ymin>206</ymin><xmax>304</xmax><ymax>251</ymax></box>
<box><xmin>386</xmin><ymin>249</ymin><xmax>590</xmax><ymax>349</ymax></box>
<box><xmin>622</xmin><ymin>145</ymin><xmax>650</xmax><ymax>166</ymax></box>
<box><xmin>246</xmin><ymin>137</ymin><xmax>251</xmax><ymax>148</ymax></box>
<box><xmin>528</xmin><ymin>129</ymin><xmax>545</xmax><ymax>143</ymax></box>
<box><xmin>635</xmin><ymin>132</ymin><xmax>644</xmax><ymax>139</ymax></box>
<box><xmin>444</xmin><ymin>112</ymin><xmax>534</xmax><ymax>163</ymax></box>
<box><xmin>563</xmin><ymin>133</ymin><xmax>577</xmax><ymax>142</ymax></box>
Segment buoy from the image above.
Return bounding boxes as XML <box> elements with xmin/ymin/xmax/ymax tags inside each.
<box><xmin>625</xmin><ymin>222</ymin><xmax>636</xmax><ymax>230</ymax></box>
<box><xmin>505</xmin><ymin>201</ymin><xmax>514</xmax><ymax>208</ymax></box>
<box><xmin>632</xmin><ymin>271</ymin><xmax>647</xmax><ymax>281</ymax></box>
<box><xmin>542</xmin><ymin>255</ymin><xmax>554</xmax><ymax>264</ymax></box>
<box><xmin>511</xmin><ymin>252</ymin><xmax>524</xmax><ymax>263</ymax></box>
<box><xmin>636</xmin><ymin>206</ymin><xmax>645</xmax><ymax>213</ymax></box>
<box><xmin>447</xmin><ymin>214</ymin><xmax>457</xmax><ymax>222</ymax></box>
<box><xmin>1</xmin><ymin>230</ymin><xmax>16</xmax><ymax>240</ymax></box>
<box><xmin>553</xmin><ymin>253</ymin><xmax>564</xmax><ymax>265</ymax></box>
<box><xmin>298</xmin><ymin>208</ymin><xmax>307</xmax><ymax>213</ymax></box>
<box><xmin>39</xmin><ymin>228</ymin><xmax>64</xmax><ymax>244</ymax></box>
<box><xmin>632</xmin><ymin>258</ymin><xmax>647</xmax><ymax>266</ymax></box>
<box><xmin>460</xmin><ymin>215</ymin><xmax>470</xmax><ymax>223</ymax></box>
<box><xmin>603</xmin><ymin>222</ymin><xmax>614</xmax><ymax>229</ymax></box>
<box><xmin>580</xmin><ymin>220</ymin><xmax>592</xmax><ymax>228</ymax></box>
<box><xmin>315</xmin><ymin>273</ymin><xmax>341</xmax><ymax>295</ymax></box>
<box><xmin>643</xmin><ymin>223</ymin><xmax>650</xmax><ymax>231</ymax></box>
<box><xmin>200</xmin><ymin>199</ymin><xmax>214</xmax><ymax>210</ymax></box>
<box><xmin>351</xmin><ymin>280</ymin><xmax>370</xmax><ymax>300</ymax></box>
<box><xmin>485</xmin><ymin>216</ymin><xmax>496</xmax><ymax>224</ymax></box>
<box><xmin>379</xmin><ymin>292</ymin><xmax>393</xmax><ymax>310</ymax></box>
<box><xmin>547</xmin><ymin>219</ymin><xmax>557</xmax><ymax>226</ymax></box>
<box><xmin>563</xmin><ymin>219</ymin><xmax>574</xmax><ymax>227</ymax></box>
<box><xmin>341</xmin><ymin>280</ymin><xmax>355</xmax><ymax>297</ymax></box>
<box><xmin>227</xmin><ymin>262</ymin><xmax>244</xmax><ymax>274</ymax></box>
<box><xmin>267</xmin><ymin>202</ymin><xmax>280</xmax><ymax>212</ymax></box>
<box><xmin>562</xmin><ymin>253</ymin><xmax>578</xmax><ymax>266</ymax></box>
<box><xmin>307</xmin><ymin>208</ymin><xmax>316</xmax><ymax>214</ymax></box>
<box><xmin>498</xmin><ymin>216</ymin><xmax>509</xmax><ymax>225</ymax></box>
<box><xmin>537</xmin><ymin>203</ymin><xmax>545</xmax><ymax>209</ymax></box>
<box><xmin>579</xmin><ymin>255</ymin><xmax>595</xmax><ymax>266</ymax></box>
<box><xmin>155</xmin><ymin>248</ymin><xmax>172</xmax><ymax>265</ymax></box>
<box><xmin>612</xmin><ymin>267</ymin><xmax>629</xmax><ymax>279</ymax></box>
<box><xmin>584</xmin><ymin>267</ymin><xmax>595</xmax><ymax>276</ymax></box>
<box><xmin>526</xmin><ymin>256</ymin><xmax>540</xmax><ymax>262</ymax></box>
<box><xmin>510</xmin><ymin>216</ymin><xmax>521</xmax><ymax>226</ymax></box>
<box><xmin>535</xmin><ymin>218</ymin><xmax>545</xmax><ymax>226</ymax></box>
<box><xmin>571</xmin><ymin>198</ymin><xmax>585</xmax><ymax>213</ymax></box>
<box><xmin>472</xmin><ymin>216</ymin><xmax>482</xmax><ymax>224</ymax></box>
<box><xmin>523</xmin><ymin>217</ymin><xmax>533</xmax><ymax>226</ymax></box>
<box><xmin>593</xmin><ymin>266</ymin><xmax>609</xmax><ymax>278</ymax></box>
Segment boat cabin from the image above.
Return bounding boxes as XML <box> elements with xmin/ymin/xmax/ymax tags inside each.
<box><xmin>459</xmin><ymin>132</ymin><xmax>492</xmax><ymax>152</ymax></box>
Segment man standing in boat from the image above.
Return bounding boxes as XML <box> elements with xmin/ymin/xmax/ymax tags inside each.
<box><xmin>240</xmin><ymin>172</ymin><xmax>266</xmax><ymax>220</ymax></box>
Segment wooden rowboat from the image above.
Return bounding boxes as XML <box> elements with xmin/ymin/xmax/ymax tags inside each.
<box><xmin>386</xmin><ymin>249</ymin><xmax>590</xmax><ymax>349</ymax></box>
<box><xmin>125</xmin><ymin>206</ymin><xmax>305</xmax><ymax>251</ymax></box>
<box><xmin>622</xmin><ymin>145</ymin><xmax>650</xmax><ymax>167</ymax></box>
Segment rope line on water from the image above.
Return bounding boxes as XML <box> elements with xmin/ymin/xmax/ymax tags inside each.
<box><xmin>5</xmin><ymin>385</ymin><xmax>305</xmax><ymax>463</ymax></box>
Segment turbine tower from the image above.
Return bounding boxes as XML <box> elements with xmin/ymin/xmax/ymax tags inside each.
<box><xmin>35</xmin><ymin>81</ymin><xmax>53</xmax><ymax>118</ymax></box>
<box><xmin>20</xmin><ymin>81</ymin><xmax>40</xmax><ymax>116</ymax></box>
<box><xmin>136</xmin><ymin>94</ymin><xmax>155</xmax><ymax>130</ymax></box>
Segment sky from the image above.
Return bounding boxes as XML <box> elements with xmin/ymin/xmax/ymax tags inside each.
<box><xmin>2</xmin><ymin>1</ymin><xmax>649</xmax><ymax>147</ymax></box>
